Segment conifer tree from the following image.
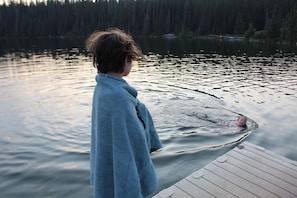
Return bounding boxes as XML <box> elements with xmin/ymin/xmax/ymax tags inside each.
<box><xmin>245</xmin><ymin>22</ymin><xmax>256</xmax><ymax>40</ymax></box>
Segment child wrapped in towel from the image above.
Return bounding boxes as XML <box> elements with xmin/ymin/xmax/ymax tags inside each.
<box><xmin>86</xmin><ymin>28</ymin><xmax>162</xmax><ymax>198</ymax></box>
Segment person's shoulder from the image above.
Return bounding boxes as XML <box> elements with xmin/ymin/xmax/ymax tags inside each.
<box><xmin>96</xmin><ymin>75</ymin><xmax>138</xmax><ymax>104</ymax></box>
<box><xmin>105</xmin><ymin>84</ymin><xmax>136</xmax><ymax>108</ymax></box>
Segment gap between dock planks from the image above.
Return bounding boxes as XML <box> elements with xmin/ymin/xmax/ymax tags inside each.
<box><xmin>153</xmin><ymin>141</ymin><xmax>297</xmax><ymax>198</ymax></box>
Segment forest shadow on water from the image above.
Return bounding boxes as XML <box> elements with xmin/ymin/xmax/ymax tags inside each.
<box><xmin>0</xmin><ymin>37</ymin><xmax>297</xmax><ymax>197</ymax></box>
<box><xmin>1</xmin><ymin>36</ymin><xmax>297</xmax><ymax>56</ymax></box>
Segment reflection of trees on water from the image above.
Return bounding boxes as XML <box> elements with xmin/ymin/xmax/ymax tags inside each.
<box><xmin>2</xmin><ymin>36</ymin><xmax>297</xmax><ymax>58</ymax></box>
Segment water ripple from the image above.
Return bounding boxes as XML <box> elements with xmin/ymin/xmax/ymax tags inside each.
<box><xmin>1</xmin><ymin>50</ymin><xmax>297</xmax><ymax>197</ymax></box>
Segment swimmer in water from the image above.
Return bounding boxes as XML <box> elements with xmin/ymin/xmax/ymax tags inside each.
<box><xmin>227</xmin><ymin>116</ymin><xmax>247</xmax><ymax>127</ymax></box>
<box><xmin>236</xmin><ymin>116</ymin><xmax>247</xmax><ymax>127</ymax></box>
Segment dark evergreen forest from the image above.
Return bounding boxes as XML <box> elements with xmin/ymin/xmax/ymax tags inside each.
<box><xmin>1</xmin><ymin>0</ymin><xmax>297</xmax><ymax>43</ymax></box>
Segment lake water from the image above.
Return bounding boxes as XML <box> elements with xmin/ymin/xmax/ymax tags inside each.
<box><xmin>0</xmin><ymin>38</ymin><xmax>297</xmax><ymax>197</ymax></box>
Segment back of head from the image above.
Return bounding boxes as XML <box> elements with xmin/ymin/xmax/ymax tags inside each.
<box><xmin>86</xmin><ymin>28</ymin><xmax>141</xmax><ymax>73</ymax></box>
<box><xmin>236</xmin><ymin>116</ymin><xmax>247</xmax><ymax>127</ymax></box>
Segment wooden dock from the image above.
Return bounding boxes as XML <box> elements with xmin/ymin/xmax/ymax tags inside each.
<box><xmin>153</xmin><ymin>141</ymin><xmax>297</xmax><ymax>198</ymax></box>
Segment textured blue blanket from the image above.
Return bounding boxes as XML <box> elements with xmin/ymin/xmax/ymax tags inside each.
<box><xmin>90</xmin><ymin>74</ymin><xmax>162</xmax><ymax>198</ymax></box>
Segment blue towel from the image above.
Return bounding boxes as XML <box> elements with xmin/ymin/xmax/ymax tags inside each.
<box><xmin>90</xmin><ymin>74</ymin><xmax>162</xmax><ymax>198</ymax></box>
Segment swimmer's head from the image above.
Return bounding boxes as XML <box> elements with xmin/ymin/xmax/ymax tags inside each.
<box><xmin>236</xmin><ymin>116</ymin><xmax>247</xmax><ymax>127</ymax></box>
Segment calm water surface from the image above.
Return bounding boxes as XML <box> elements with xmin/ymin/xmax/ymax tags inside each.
<box><xmin>0</xmin><ymin>38</ymin><xmax>297</xmax><ymax>197</ymax></box>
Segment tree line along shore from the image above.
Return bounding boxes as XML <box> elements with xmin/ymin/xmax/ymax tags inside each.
<box><xmin>1</xmin><ymin>0</ymin><xmax>297</xmax><ymax>45</ymax></box>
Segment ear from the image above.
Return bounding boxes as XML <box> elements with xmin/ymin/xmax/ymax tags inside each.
<box><xmin>125</xmin><ymin>56</ymin><xmax>132</xmax><ymax>64</ymax></box>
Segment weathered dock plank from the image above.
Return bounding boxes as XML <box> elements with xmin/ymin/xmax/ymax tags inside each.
<box><xmin>153</xmin><ymin>141</ymin><xmax>297</xmax><ymax>198</ymax></box>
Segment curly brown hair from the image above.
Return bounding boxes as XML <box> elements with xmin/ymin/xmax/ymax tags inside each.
<box><xmin>86</xmin><ymin>28</ymin><xmax>142</xmax><ymax>74</ymax></box>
